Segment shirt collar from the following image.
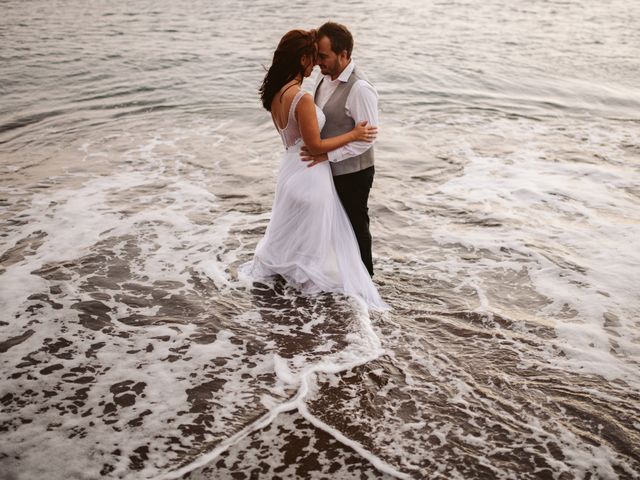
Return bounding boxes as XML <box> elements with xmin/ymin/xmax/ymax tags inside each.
<box><xmin>338</xmin><ymin>60</ymin><xmax>355</xmax><ymax>82</ymax></box>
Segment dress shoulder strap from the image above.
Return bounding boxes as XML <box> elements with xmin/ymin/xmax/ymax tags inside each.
<box><xmin>288</xmin><ymin>90</ymin><xmax>309</xmax><ymax>122</ymax></box>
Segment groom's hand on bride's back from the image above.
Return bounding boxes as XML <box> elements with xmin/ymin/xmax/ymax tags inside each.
<box><xmin>300</xmin><ymin>146</ymin><xmax>329</xmax><ymax>168</ymax></box>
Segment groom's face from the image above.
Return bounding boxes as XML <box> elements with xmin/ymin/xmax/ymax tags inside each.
<box><xmin>317</xmin><ymin>36</ymin><xmax>348</xmax><ymax>79</ymax></box>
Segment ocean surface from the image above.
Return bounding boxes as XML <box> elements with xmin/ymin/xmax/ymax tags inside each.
<box><xmin>1</xmin><ymin>1</ymin><xmax>640</xmax><ymax>479</ymax></box>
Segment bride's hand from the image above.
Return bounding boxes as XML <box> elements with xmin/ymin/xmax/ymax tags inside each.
<box><xmin>352</xmin><ymin>121</ymin><xmax>378</xmax><ymax>142</ymax></box>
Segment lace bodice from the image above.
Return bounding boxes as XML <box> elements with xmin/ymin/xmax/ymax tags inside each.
<box><xmin>276</xmin><ymin>90</ymin><xmax>326</xmax><ymax>149</ymax></box>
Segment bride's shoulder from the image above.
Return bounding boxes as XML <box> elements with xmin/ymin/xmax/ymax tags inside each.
<box><xmin>294</xmin><ymin>91</ymin><xmax>314</xmax><ymax>111</ymax></box>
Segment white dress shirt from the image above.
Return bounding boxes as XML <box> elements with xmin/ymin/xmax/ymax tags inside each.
<box><xmin>315</xmin><ymin>61</ymin><xmax>379</xmax><ymax>163</ymax></box>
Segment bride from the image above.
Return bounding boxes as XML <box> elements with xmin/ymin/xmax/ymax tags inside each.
<box><xmin>242</xmin><ymin>29</ymin><xmax>387</xmax><ymax>310</ymax></box>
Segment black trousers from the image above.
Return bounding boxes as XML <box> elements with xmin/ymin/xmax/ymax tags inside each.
<box><xmin>333</xmin><ymin>166</ymin><xmax>375</xmax><ymax>276</ymax></box>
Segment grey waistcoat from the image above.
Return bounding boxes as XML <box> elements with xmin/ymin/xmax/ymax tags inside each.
<box><xmin>315</xmin><ymin>66</ymin><xmax>375</xmax><ymax>177</ymax></box>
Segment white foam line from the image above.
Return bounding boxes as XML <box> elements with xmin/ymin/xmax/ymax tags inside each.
<box><xmin>153</xmin><ymin>388</ymin><xmax>302</xmax><ymax>480</ymax></box>
<box><xmin>153</xmin><ymin>311</ymin><xmax>410</xmax><ymax>480</ymax></box>
<box><xmin>296</xmin><ymin>377</ymin><xmax>413</xmax><ymax>480</ymax></box>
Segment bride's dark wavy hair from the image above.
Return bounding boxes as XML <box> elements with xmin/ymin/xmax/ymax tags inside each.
<box><xmin>260</xmin><ymin>29</ymin><xmax>317</xmax><ymax>111</ymax></box>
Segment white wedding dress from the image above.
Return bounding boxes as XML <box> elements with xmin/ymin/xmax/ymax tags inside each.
<box><xmin>242</xmin><ymin>90</ymin><xmax>388</xmax><ymax>310</ymax></box>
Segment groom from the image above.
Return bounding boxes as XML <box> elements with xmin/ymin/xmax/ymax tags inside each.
<box><xmin>301</xmin><ymin>22</ymin><xmax>379</xmax><ymax>276</ymax></box>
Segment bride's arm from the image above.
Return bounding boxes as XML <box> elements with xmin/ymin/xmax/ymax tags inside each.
<box><xmin>296</xmin><ymin>94</ymin><xmax>376</xmax><ymax>155</ymax></box>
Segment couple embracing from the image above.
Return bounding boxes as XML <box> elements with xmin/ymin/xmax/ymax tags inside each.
<box><xmin>243</xmin><ymin>22</ymin><xmax>388</xmax><ymax>310</ymax></box>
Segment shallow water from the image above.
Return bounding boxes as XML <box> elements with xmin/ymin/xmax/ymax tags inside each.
<box><xmin>1</xmin><ymin>0</ymin><xmax>640</xmax><ymax>479</ymax></box>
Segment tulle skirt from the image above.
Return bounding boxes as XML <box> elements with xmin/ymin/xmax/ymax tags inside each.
<box><xmin>240</xmin><ymin>143</ymin><xmax>388</xmax><ymax>311</ymax></box>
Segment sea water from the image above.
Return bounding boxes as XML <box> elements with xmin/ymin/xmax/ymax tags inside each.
<box><xmin>1</xmin><ymin>0</ymin><xmax>639</xmax><ymax>478</ymax></box>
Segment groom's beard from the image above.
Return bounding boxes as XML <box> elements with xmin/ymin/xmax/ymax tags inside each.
<box><xmin>321</xmin><ymin>67</ymin><xmax>338</xmax><ymax>78</ymax></box>
<box><xmin>319</xmin><ymin>60</ymin><xmax>340</xmax><ymax>78</ymax></box>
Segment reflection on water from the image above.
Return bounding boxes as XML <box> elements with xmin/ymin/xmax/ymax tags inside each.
<box><xmin>1</xmin><ymin>0</ymin><xmax>640</xmax><ymax>478</ymax></box>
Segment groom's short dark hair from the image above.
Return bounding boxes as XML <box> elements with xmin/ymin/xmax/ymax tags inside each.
<box><xmin>318</xmin><ymin>22</ymin><xmax>353</xmax><ymax>58</ymax></box>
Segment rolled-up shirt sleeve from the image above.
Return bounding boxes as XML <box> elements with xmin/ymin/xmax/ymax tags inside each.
<box><xmin>327</xmin><ymin>80</ymin><xmax>379</xmax><ymax>163</ymax></box>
